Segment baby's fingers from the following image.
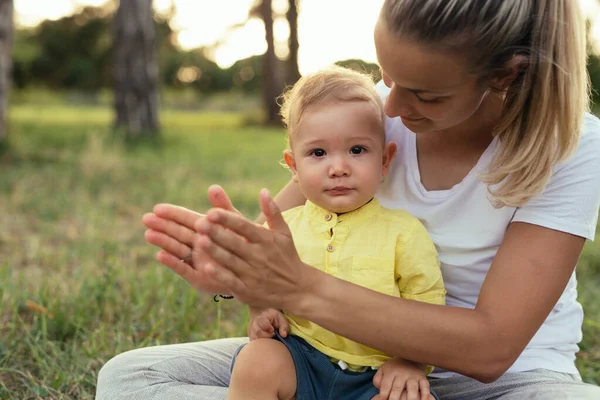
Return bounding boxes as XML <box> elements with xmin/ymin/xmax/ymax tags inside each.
<box><xmin>274</xmin><ymin>312</ymin><xmax>290</xmax><ymax>337</ymax></box>
<box><xmin>419</xmin><ymin>379</ymin><xmax>432</xmax><ymax>400</ymax></box>
<box><xmin>378</xmin><ymin>375</ymin><xmax>396</xmax><ymax>400</ymax></box>
<box><xmin>249</xmin><ymin>323</ymin><xmax>274</xmax><ymax>340</ymax></box>
<box><xmin>404</xmin><ymin>380</ymin><xmax>420</xmax><ymax>400</ymax></box>
<box><xmin>252</xmin><ymin>328</ymin><xmax>275</xmax><ymax>339</ymax></box>
<box><xmin>373</xmin><ymin>368</ymin><xmax>383</xmax><ymax>389</ymax></box>
<box><xmin>255</xmin><ymin>317</ymin><xmax>275</xmax><ymax>335</ymax></box>
<box><xmin>389</xmin><ymin>378</ymin><xmax>408</xmax><ymax>400</ymax></box>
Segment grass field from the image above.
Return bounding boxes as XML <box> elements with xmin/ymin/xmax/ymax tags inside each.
<box><xmin>1</xmin><ymin>104</ymin><xmax>599</xmax><ymax>399</ymax></box>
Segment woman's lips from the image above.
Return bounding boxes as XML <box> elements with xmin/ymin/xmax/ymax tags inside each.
<box><xmin>401</xmin><ymin>115</ymin><xmax>425</xmax><ymax>122</ymax></box>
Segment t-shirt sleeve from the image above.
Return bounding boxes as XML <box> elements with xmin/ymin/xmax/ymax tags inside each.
<box><xmin>512</xmin><ymin>114</ymin><xmax>600</xmax><ymax>241</ymax></box>
<box><xmin>395</xmin><ymin>219</ymin><xmax>446</xmax><ymax>305</ymax></box>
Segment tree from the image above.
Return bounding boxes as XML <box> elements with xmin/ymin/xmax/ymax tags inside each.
<box><xmin>18</xmin><ymin>6</ymin><xmax>113</xmax><ymax>91</ymax></box>
<box><xmin>258</xmin><ymin>0</ymin><xmax>280</xmax><ymax>124</ymax></box>
<box><xmin>587</xmin><ymin>16</ymin><xmax>600</xmax><ymax>108</ymax></box>
<box><xmin>113</xmin><ymin>0</ymin><xmax>159</xmax><ymax>136</ymax></box>
<box><xmin>0</xmin><ymin>0</ymin><xmax>12</xmax><ymax>145</ymax></box>
<box><xmin>286</xmin><ymin>0</ymin><xmax>300</xmax><ymax>85</ymax></box>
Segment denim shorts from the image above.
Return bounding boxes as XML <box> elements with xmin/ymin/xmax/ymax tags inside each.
<box><xmin>231</xmin><ymin>332</ymin><xmax>440</xmax><ymax>400</ymax></box>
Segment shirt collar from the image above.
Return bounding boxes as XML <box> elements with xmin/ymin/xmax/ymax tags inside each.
<box><xmin>303</xmin><ymin>198</ymin><xmax>381</xmax><ymax>227</ymax></box>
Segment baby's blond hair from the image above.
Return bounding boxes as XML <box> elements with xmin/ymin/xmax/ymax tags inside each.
<box><xmin>279</xmin><ymin>66</ymin><xmax>385</xmax><ymax>150</ymax></box>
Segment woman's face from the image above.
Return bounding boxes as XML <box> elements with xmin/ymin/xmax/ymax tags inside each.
<box><xmin>374</xmin><ymin>20</ymin><xmax>490</xmax><ymax>133</ymax></box>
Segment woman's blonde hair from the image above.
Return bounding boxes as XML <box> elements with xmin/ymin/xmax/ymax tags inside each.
<box><xmin>382</xmin><ymin>0</ymin><xmax>590</xmax><ymax>207</ymax></box>
<box><xmin>279</xmin><ymin>65</ymin><xmax>385</xmax><ymax>150</ymax></box>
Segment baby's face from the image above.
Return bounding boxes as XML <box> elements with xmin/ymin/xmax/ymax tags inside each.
<box><xmin>285</xmin><ymin>100</ymin><xmax>396</xmax><ymax>214</ymax></box>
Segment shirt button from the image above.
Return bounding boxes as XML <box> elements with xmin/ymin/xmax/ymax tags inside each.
<box><xmin>327</xmin><ymin>244</ymin><xmax>335</xmax><ymax>252</ymax></box>
<box><xmin>324</xmin><ymin>214</ymin><xmax>332</xmax><ymax>221</ymax></box>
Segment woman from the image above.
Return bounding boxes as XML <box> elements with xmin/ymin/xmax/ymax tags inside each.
<box><xmin>96</xmin><ymin>0</ymin><xmax>600</xmax><ymax>399</ymax></box>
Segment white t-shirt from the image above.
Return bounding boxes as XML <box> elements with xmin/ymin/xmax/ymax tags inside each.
<box><xmin>374</xmin><ymin>83</ymin><xmax>600</xmax><ymax>378</ymax></box>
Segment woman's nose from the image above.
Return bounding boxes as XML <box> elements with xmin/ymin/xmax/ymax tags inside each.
<box><xmin>384</xmin><ymin>85</ymin><xmax>414</xmax><ymax>119</ymax></box>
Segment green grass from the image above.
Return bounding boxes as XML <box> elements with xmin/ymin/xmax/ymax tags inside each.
<box><xmin>0</xmin><ymin>104</ymin><xmax>289</xmax><ymax>399</ymax></box>
<box><xmin>0</xmin><ymin>104</ymin><xmax>599</xmax><ymax>399</ymax></box>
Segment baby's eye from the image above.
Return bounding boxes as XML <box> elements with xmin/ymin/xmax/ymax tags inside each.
<box><xmin>311</xmin><ymin>149</ymin><xmax>326</xmax><ymax>157</ymax></box>
<box><xmin>350</xmin><ymin>146</ymin><xmax>365</xmax><ymax>155</ymax></box>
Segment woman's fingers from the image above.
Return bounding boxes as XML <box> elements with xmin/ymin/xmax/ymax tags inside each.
<box><xmin>200</xmin><ymin>209</ymin><xmax>267</xmax><ymax>244</ymax></box>
<box><xmin>196</xmin><ymin>217</ymin><xmax>257</xmax><ymax>263</ymax></box>
<box><xmin>260</xmin><ymin>188</ymin><xmax>292</xmax><ymax>236</ymax></box>
<box><xmin>208</xmin><ymin>184</ymin><xmax>240</xmax><ymax>213</ymax></box>
<box><xmin>145</xmin><ymin>229</ymin><xmax>194</xmax><ymax>261</ymax></box>
<box><xmin>153</xmin><ymin>203</ymin><xmax>203</xmax><ymax>231</ymax></box>
<box><xmin>195</xmin><ymin>234</ymin><xmax>247</xmax><ymax>277</ymax></box>
<box><xmin>156</xmin><ymin>250</ymin><xmax>230</xmax><ymax>293</ymax></box>
<box><xmin>143</xmin><ymin>212</ymin><xmax>197</xmax><ymax>247</ymax></box>
<box><xmin>182</xmin><ymin>189</ymin><xmax>307</xmax><ymax>310</ymax></box>
<box><xmin>205</xmin><ymin>261</ymin><xmax>245</xmax><ymax>295</ymax></box>
<box><xmin>156</xmin><ymin>250</ymin><xmax>199</xmax><ymax>285</ymax></box>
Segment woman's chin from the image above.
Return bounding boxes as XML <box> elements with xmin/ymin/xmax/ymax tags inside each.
<box><xmin>402</xmin><ymin>119</ymin><xmax>437</xmax><ymax>134</ymax></box>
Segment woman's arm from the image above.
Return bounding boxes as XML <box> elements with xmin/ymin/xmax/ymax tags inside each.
<box><xmin>195</xmin><ymin>195</ymin><xmax>585</xmax><ymax>383</ymax></box>
<box><xmin>289</xmin><ymin>222</ymin><xmax>584</xmax><ymax>382</ymax></box>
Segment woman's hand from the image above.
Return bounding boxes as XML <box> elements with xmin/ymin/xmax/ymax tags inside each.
<box><xmin>194</xmin><ymin>188</ymin><xmax>317</xmax><ymax>310</ymax></box>
<box><xmin>142</xmin><ymin>185</ymin><xmax>239</xmax><ymax>294</ymax></box>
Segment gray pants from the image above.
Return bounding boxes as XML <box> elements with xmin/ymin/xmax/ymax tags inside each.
<box><xmin>95</xmin><ymin>337</ymin><xmax>600</xmax><ymax>400</ymax></box>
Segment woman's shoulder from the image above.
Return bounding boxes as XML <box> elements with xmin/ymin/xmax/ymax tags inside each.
<box><xmin>512</xmin><ymin>112</ymin><xmax>600</xmax><ymax>241</ymax></box>
<box><xmin>555</xmin><ymin>112</ymin><xmax>600</xmax><ymax>172</ymax></box>
<box><xmin>579</xmin><ymin>112</ymin><xmax>600</xmax><ymax>148</ymax></box>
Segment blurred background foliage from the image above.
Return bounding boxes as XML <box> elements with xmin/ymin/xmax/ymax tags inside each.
<box><xmin>10</xmin><ymin>4</ymin><xmax>382</xmax><ymax>102</ymax></box>
<box><xmin>1</xmin><ymin>1</ymin><xmax>600</xmax><ymax>398</ymax></box>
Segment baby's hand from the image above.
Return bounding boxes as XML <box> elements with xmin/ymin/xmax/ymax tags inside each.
<box><xmin>247</xmin><ymin>308</ymin><xmax>290</xmax><ymax>340</ymax></box>
<box><xmin>372</xmin><ymin>357</ymin><xmax>433</xmax><ymax>400</ymax></box>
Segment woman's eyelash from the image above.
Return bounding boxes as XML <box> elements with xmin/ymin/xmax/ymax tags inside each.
<box><xmin>416</xmin><ymin>95</ymin><xmax>442</xmax><ymax>104</ymax></box>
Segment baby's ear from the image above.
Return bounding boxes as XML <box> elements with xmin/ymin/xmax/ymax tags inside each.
<box><xmin>284</xmin><ymin>151</ymin><xmax>299</xmax><ymax>183</ymax></box>
<box><xmin>382</xmin><ymin>142</ymin><xmax>397</xmax><ymax>176</ymax></box>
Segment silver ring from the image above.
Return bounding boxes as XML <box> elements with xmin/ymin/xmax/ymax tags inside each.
<box><xmin>180</xmin><ymin>248</ymin><xmax>192</xmax><ymax>263</ymax></box>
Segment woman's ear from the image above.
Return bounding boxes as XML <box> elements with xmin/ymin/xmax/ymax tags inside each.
<box><xmin>284</xmin><ymin>151</ymin><xmax>299</xmax><ymax>183</ymax></box>
<box><xmin>382</xmin><ymin>142</ymin><xmax>397</xmax><ymax>177</ymax></box>
<box><xmin>489</xmin><ymin>55</ymin><xmax>528</xmax><ymax>91</ymax></box>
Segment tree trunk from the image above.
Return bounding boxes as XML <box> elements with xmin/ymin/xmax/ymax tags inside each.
<box><xmin>286</xmin><ymin>0</ymin><xmax>300</xmax><ymax>85</ymax></box>
<box><xmin>259</xmin><ymin>0</ymin><xmax>280</xmax><ymax>125</ymax></box>
<box><xmin>113</xmin><ymin>0</ymin><xmax>159</xmax><ymax>136</ymax></box>
<box><xmin>0</xmin><ymin>0</ymin><xmax>12</xmax><ymax>145</ymax></box>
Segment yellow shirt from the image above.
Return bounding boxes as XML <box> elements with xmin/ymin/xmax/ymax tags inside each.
<box><xmin>282</xmin><ymin>198</ymin><xmax>445</xmax><ymax>369</ymax></box>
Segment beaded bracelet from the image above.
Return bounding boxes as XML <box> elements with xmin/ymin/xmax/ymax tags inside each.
<box><xmin>213</xmin><ymin>294</ymin><xmax>235</xmax><ymax>302</ymax></box>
